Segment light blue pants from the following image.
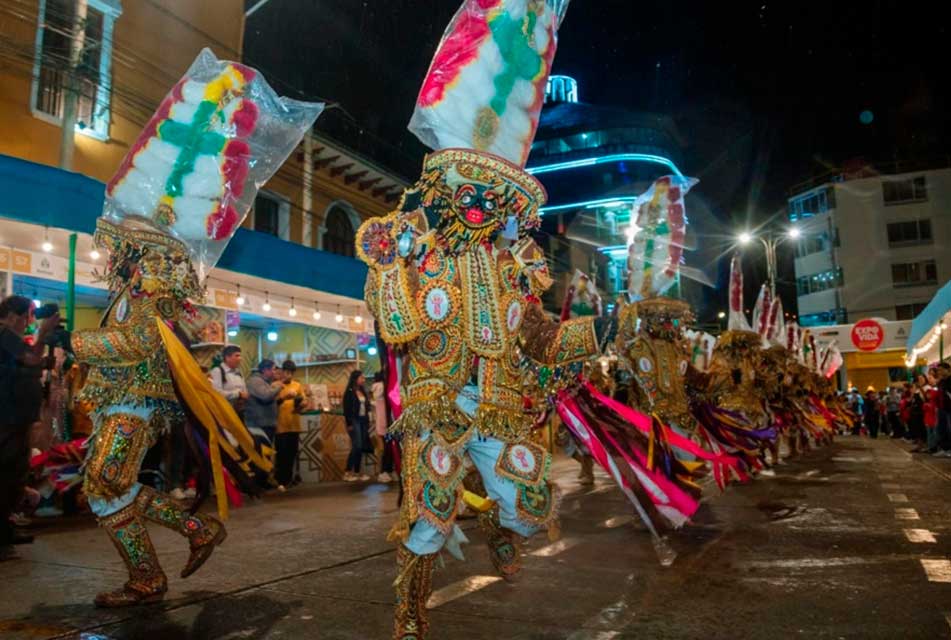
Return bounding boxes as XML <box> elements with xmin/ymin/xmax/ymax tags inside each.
<box><xmin>405</xmin><ymin>429</ymin><xmax>543</xmax><ymax>556</ymax></box>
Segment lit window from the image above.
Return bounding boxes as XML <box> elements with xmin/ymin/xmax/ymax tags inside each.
<box><xmin>32</xmin><ymin>0</ymin><xmax>121</xmax><ymax>140</ymax></box>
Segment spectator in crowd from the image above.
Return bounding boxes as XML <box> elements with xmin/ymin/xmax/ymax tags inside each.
<box><xmin>885</xmin><ymin>386</ymin><xmax>904</xmax><ymax>439</ymax></box>
<box><xmin>275</xmin><ymin>360</ymin><xmax>309</xmax><ymax>491</ymax></box>
<box><xmin>845</xmin><ymin>387</ymin><xmax>864</xmax><ymax>435</ymax></box>
<box><xmin>372</xmin><ymin>371</ymin><xmax>396</xmax><ymax>483</ymax></box>
<box><xmin>343</xmin><ymin>370</ymin><xmax>371</xmax><ymax>482</ymax></box>
<box><xmin>864</xmin><ymin>387</ymin><xmax>881</xmax><ymax>438</ymax></box>
<box><xmin>211</xmin><ymin>345</ymin><xmax>249</xmax><ymax>418</ymax></box>
<box><xmin>933</xmin><ymin>363</ymin><xmax>951</xmax><ymax>457</ymax></box>
<box><xmin>903</xmin><ymin>380</ymin><xmax>925</xmax><ymax>449</ymax></box>
<box><xmin>921</xmin><ymin>372</ymin><xmax>940</xmax><ymax>454</ymax></box>
<box><xmin>0</xmin><ymin>296</ymin><xmax>59</xmax><ymax>561</ymax></box>
<box><xmin>246</xmin><ymin>359</ymin><xmax>282</xmax><ymax>487</ymax></box>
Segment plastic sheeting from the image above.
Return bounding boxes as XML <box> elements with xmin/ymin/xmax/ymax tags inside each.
<box><xmin>103</xmin><ymin>48</ymin><xmax>323</xmax><ymax>277</ymax></box>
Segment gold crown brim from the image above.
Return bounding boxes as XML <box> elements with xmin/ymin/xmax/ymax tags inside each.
<box><xmin>424</xmin><ymin>148</ymin><xmax>547</xmax><ymax>207</ymax></box>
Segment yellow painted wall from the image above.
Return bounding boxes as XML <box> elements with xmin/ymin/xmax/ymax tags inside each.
<box><xmin>0</xmin><ymin>0</ymin><xmax>245</xmax><ymax>183</ymax></box>
<box><xmin>257</xmin><ymin>150</ymin><xmax>397</xmax><ymax>248</ymax></box>
<box><xmin>844</xmin><ymin>350</ymin><xmax>907</xmax><ymax>392</ymax></box>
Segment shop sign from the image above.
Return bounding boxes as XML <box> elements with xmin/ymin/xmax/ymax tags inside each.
<box><xmin>213</xmin><ymin>289</ymin><xmax>239</xmax><ymax>309</ymax></box>
<box><xmin>12</xmin><ymin>250</ymin><xmax>32</xmax><ymax>274</ymax></box>
<box><xmin>851</xmin><ymin>318</ymin><xmax>885</xmax><ymax>351</ymax></box>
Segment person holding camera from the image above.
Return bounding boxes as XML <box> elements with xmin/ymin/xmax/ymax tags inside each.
<box><xmin>274</xmin><ymin>360</ymin><xmax>309</xmax><ymax>490</ymax></box>
<box><xmin>0</xmin><ymin>295</ymin><xmax>61</xmax><ymax>561</ymax></box>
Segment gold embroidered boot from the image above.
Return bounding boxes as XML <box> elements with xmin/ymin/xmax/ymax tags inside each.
<box><xmin>135</xmin><ymin>486</ymin><xmax>227</xmax><ymax>578</ymax></box>
<box><xmin>478</xmin><ymin>509</ymin><xmax>525</xmax><ymax>582</ymax></box>
<box><xmin>393</xmin><ymin>545</ymin><xmax>436</xmax><ymax>640</ymax></box>
<box><xmin>95</xmin><ymin>504</ymin><xmax>168</xmax><ymax>608</ymax></box>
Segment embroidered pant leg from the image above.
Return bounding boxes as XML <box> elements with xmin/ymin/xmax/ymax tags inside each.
<box><xmin>404</xmin><ymin>430</ymin><xmax>463</xmax><ymax>555</ymax></box>
<box><xmin>465</xmin><ymin>433</ymin><xmax>551</xmax><ymax>539</ymax></box>
<box><xmin>83</xmin><ymin>407</ymin><xmax>173</xmax><ymax>603</ymax></box>
<box><xmin>84</xmin><ymin>406</ymin><xmax>160</xmax><ymax>518</ymax></box>
<box><xmin>469</xmin><ymin>433</ymin><xmax>558</xmax><ymax>579</ymax></box>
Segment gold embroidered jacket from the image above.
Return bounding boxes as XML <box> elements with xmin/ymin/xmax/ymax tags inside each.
<box><xmin>73</xmin><ymin>220</ymin><xmax>199</xmax><ymax>414</ymax></box>
<box><xmin>358</xmin><ymin>149</ymin><xmax>599</xmax><ymax>443</ymax></box>
<box><xmin>616</xmin><ymin>298</ymin><xmax>696</xmax><ymax>428</ymax></box>
<box><xmin>366</xmin><ymin>242</ymin><xmax>597</xmax><ymax>442</ymax></box>
<box><xmin>707</xmin><ymin>330</ymin><xmax>769</xmax><ymax>423</ymax></box>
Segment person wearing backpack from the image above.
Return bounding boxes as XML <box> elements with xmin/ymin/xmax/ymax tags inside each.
<box><xmin>210</xmin><ymin>345</ymin><xmax>248</xmax><ymax>418</ymax></box>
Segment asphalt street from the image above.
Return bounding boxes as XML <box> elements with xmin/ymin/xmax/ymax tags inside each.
<box><xmin>2</xmin><ymin>436</ymin><xmax>950</xmax><ymax>639</ymax></box>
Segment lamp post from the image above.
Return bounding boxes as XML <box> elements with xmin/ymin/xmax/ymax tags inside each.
<box><xmin>737</xmin><ymin>227</ymin><xmax>800</xmax><ymax>296</ymax></box>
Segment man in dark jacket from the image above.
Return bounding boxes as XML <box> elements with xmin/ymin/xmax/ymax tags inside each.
<box><xmin>1</xmin><ymin>296</ymin><xmax>59</xmax><ymax>560</ymax></box>
<box><xmin>245</xmin><ymin>360</ymin><xmax>281</xmax><ymax>487</ymax></box>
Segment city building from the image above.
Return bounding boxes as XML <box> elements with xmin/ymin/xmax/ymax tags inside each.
<box><xmin>0</xmin><ymin>0</ymin><xmax>407</xmax><ymax>480</ymax></box>
<box><xmin>526</xmin><ymin>75</ymin><xmax>694</xmax><ymax>311</ymax></box>
<box><xmin>789</xmin><ymin>162</ymin><xmax>951</xmax><ymax>327</ymax></box>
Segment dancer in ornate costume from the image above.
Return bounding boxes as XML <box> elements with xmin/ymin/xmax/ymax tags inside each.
<box><xmin>689</xmin><ymin>255</ymin><xmax>777</xmax><ymax>474</ymax></box>
<box><xmin>611</xmin><ymin>177</ymin><xmax>746</xmax><ymax>492</ymax></box>
<box><xmin>356</xmin><ymin>2</ymin><xmax>621</xmax><ymax>637</ymax></box>
<box><xmin>73</xmin><ymin>50</ymin><xmax>321</xmax><ymax>607</ymax></box>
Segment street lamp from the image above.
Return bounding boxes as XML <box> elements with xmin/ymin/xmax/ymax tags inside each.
<box><xmin>735</xmin><ymin>227</ymin><xmax>800</xmax><ymax>294</ymax></box>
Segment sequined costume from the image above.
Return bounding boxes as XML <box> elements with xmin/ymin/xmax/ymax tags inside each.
<box><xmin>74</xmin><ymin>50</ymin><xmax>321</xmax><ymax>608</ymax></box>
<box><xmin>360</xmin><ymin>148</ymin><xmax>601</xmax><ymax>638</ymax></box>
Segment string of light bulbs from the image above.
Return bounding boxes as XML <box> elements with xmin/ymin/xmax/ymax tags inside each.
<box><xmin>204</xmin><ymin>276</ymin><xmax>367</xmax><ymax>325</ymax></box>
<box><xmin>905</xmin><ymin>319</ymin><xmax>948</xmax><ymax>367</ymax></box>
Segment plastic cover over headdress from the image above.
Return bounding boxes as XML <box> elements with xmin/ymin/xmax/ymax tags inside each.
<box><xmin>561</xmin><ymin>269</ymin><xmax>603</xmax><ymax>320</ymax></box>
<box><xmin>626</xmin><ymin>175</ymin><xmax>698</xmax><ymax>301</ymax></box>
<box><xmin>727</xmin><ymin>253</ymin><xmax>752</xmax><ymax>331</ymax></box>
<box><xmin>104</xmin><ymin>48</ymin><xmax>324</xmax><ymax>277</ymax></box>
<box><xmin>766</xmin><ymin>296</ymin><xmax>786</xmax><ymax>347</ymax></box>
<box><xmin>752</xmin><ymin>284</ymin><xmax>771</xmax><ymax>343</ymax></box>
<box><xmin>819</xmin><ymin>340</ymin><xmax>844</xmax><ymax>378</ymax></box>
<box><xmin>802</xmin><ymin>329</ymin><xmax>819</xmax><ymax>371</ymax></box>
<box><xmin>786</xmin><ymin>321</ymin><xmax>802</xmax><ymax>360</ymax></box>
<box><xmin>409</xmin><ymin>0</ymin><xmax>571</xmax><ymax>167</ymax></box>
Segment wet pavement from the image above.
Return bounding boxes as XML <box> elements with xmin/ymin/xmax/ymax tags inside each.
<box><xmin>3</xmin><ymin>437</ymin><xmax>951</xmax><ymax>639</ymax></box>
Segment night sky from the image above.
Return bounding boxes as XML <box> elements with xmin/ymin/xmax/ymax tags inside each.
<box><xmin>244</xmin><ymin>0</ymin><xmax>950</xmax><ymax>318</ymax></box>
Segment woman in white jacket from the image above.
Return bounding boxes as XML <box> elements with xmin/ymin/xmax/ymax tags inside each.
<box><xmin>371</xmin><ymin>371</ymin><xmax>396</xmax><ymax>483</ymax></box>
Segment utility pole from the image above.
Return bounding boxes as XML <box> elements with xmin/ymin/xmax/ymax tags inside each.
<box><xmin>58</xmin><ymin>0</ymin><xmax>88</xmax><ymax>171</ymax></box>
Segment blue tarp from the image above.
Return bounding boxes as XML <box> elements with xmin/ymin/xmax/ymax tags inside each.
<box><xmin>0</xmin><ymin>153</ymin><xmax>367</xmax><ymax>300</ymax></box>
<box><xmin>907</xmin><ymin>279</ymin><xmax>951</xmax><ymax>351</ymax></box>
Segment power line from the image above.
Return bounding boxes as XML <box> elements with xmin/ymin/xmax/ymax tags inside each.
<box><xmin>0</xmin><ymin>0</ymin><xmax>414</xmax><ymax>165</ymax></box>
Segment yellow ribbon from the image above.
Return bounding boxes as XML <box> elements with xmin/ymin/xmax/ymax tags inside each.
<box><xmin>156</xmin><ymin>319</ymin><xmax>272</xmax><ymax>519</ymax></box>
<box><xmin>462</xmin><ymin>490</ymin><xmax>495</xmax><ymax>513</ymax></box>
